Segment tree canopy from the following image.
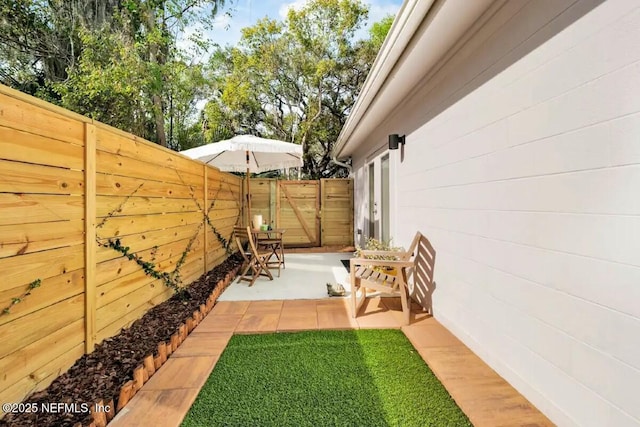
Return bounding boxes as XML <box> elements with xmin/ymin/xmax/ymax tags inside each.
<box><xmin>1</xmin><ymin>0</ymin><xmax>393</xmax><ymax>176</ymax></box>
<box><xmin>202</xmin><ymin>0</ymin><xmax>393</xmax><ymax>178</ymax></box>
<box><xmin>1</xmin><ymin>0</ymin><xmax>229</xmax><ymax>147</ymax></box>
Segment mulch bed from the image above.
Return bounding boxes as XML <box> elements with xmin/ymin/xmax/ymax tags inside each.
<box><xmin>1</xmin><ymin>253</ymin><xmax>243</xmax><ymax>427</ymax></box>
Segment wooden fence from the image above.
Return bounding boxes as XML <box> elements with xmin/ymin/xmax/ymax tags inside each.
<box><xmin>0</xmin><ymin>85</ymin><xmax>243</xmax><ymax>413</ymax></box>
<box><xmin>249</xmin><ymin>178</ymin><xmax>353</xmax><ymax>247</ymax></box>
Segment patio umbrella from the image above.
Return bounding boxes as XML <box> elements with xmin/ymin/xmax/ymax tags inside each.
<box><xmin>180</xmin><ymin>134</ymin><xmax>303</xmax><ymax>225</ymax></box>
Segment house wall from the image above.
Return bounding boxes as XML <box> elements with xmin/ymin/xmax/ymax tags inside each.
<box><xmin>352</xmin><ymin>1</ymin><xmax>640</xmax><ymax>426</ymax></box>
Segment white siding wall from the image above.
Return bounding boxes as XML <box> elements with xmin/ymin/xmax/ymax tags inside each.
<box><xmin>356</xmin><ymin>1</ymin><xmax>640</xmax><ymax>426</ymax></box>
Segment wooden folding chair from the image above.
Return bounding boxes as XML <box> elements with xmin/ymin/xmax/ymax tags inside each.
<box><xmin>233</xmin><ymin>226</ymin><xmax>273</xmax><ymax>286</ymax></box>
<box><xmin>350</xmin><ymin>232</ymin><xmax>435</xmax><ymax>325</ymax></box>
<box><xmin>256</xmin><ymin>229</ymin><xmax>285</xmax><ymax>277</ymax></box>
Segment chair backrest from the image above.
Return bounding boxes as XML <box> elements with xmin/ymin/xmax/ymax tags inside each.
<box><xmin>404</xmin><ymin>232</ymin><xmax>436</xmax><ymax>312</ymax></box>
<box><xmin>233</xmin><ymin>226</ymin><xmax>259</xmax><ymax>258</ymax></box>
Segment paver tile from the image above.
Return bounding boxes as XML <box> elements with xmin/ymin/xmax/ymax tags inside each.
<box><xmin>403</xmin><ymin>322</ymin><xmax>463</xmax><ymax>349</ymax></box>
<box><xmin>210</xmin><ymin>300</ymin><xmax>250</xmax><ymax>315</ymax></box>
<box><xmin>235</xmin><ymin>312</ymin><xmax>281</xmax><ymax>333</ymax></box>
<box><xmin>277</xmin><ymin>306</ymin><xmax>318</xmax><ymax>331</ymax></box>
<box><xmin>317</xmin><ymin>303</ymin><xmax>357</xmax><ymax>329</ymax></box>
<box><xmin>109</xmin><ymin>389</ymin><xmax>199</xmax><ymax>427</ymax></box>
<box><xmin>195</xmin><ymin>314</ymin><xmax>243</xmax><ymax>332</ymax></box>
<box><xmin>171</xmin><ymin>332</ymin><xmax>232</xmax><ymax>357</ymax></box>
<box><xmin>142</xmin><ymin>356</ymin><xmax>217</xmax><ymax>390</ymax></box>
<box><xmin>245</xmin><ymin>300</ymin><xmax>284</xmax><ymax>313</ymax></box>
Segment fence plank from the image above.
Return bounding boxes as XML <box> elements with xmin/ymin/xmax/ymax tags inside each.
<box><xmin>0</xmin><ymin>294</ymin><xmax>84</xmax><ymax>360</ymax></box>
<box><xmin>0</xmin><ymin>159</ymin><xmax>84</xmax><ymax>195</ymax></box>
<box><xmin>96</xmin><ymin>149</ymin><xmax>202</xmax><ymax>187</ymax></box>
<box><xmin>96</xmin><ymin>195</ymin><xmax>201</xmax><ymax>217</ymax></box>
<box><xmin>0</xmin><ymin>92</ymin><xmax>85</xmax><ymax>145</ymax></box>
<box><xmin>0</xmin><ymin>220</ymin><xmax>84</xmax><ymax>259</ymax></box>
<box><xmin>0</xmin><ymin>194</ymin><xmax>83</xmax><ymax>225</ymax></box>
<box><xmin>1</xmin><ymin>343</ymin><xmax>84</xmax><ymax>419</ymax></box>
<box><xmin>96</xmin><ymin>127</ymin><xmax>203</xmax><ymax>176</ymax></box>
<box><xmin>0</xmin><ymin>319</ymin><xmax>84</xmax><ymax>396</ymax></box>
<box><xmin>0</xmin><ymin>269</ymin><xmax>84</xmax><ymax>328</ymax></box>
<box><xmin>0</xmin><ymin>125</ymin><xmax>84</xmax><ymax>169</ymax></box>
<box><xmin>96</xmin><ymin>211</ymin><xmax>203</xmax><ymax>238</ymax></box>
<box><xmin>96</xmin><ymin>172</ymin><xmax>195</xmax><ymax>199</ymax></box>
<box><xmin>0</xmin><ymin>245</ymin><xmax>85</xmax><ymax>293</ymax></box>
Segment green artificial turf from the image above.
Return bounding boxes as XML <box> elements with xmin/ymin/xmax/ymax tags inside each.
<box><xmin>182</xmin><ymin>329</ymin><xmax>471</xmax><ymax>427</ymax></box>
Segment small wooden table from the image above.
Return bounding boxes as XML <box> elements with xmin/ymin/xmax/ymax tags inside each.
<box><xmin>252</xmin><ymin>228</ymin><xmax>286</xmax><ymax>276</ymax></box>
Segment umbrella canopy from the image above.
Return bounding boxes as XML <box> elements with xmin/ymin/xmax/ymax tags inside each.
<box><xmin>180</xmin><ymin>134</ymin><xmax>303</xmax><ymax>173</ymax></box>
<box><xmin>180</xmin><ymin>135</ymin><xmax>303</xmax><ymax>227</ymax></box>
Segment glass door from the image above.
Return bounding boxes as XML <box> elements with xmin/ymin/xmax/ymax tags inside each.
<box><xmin>367</xmin><ymin>153</ymin><xmax>391</xmax><ymax>242</ymax></box>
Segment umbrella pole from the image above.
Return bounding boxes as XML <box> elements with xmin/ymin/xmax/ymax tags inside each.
<box><xmin>246</xmin><ymin>151</ymin><xmax>251</xmax><ymax>227</ymax></box>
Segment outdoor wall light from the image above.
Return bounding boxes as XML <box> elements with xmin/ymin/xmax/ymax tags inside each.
<box><xmin>388</xmin><ymin>134</ymin><xmax>405</xmax><ymax>150</ymax></box>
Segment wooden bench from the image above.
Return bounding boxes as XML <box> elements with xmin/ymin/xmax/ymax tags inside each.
<box><xmin>349</xmin><ymin>232</ymin><xmax>435</xmax><ymax>325</ymax></box>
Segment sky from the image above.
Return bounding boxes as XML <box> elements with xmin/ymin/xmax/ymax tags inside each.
<box><xmin>178</xmin><ymin>0</ymin><xmax>403</xmax><ymax>62</ymax></box>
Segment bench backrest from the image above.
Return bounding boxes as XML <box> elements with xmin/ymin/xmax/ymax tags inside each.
<box><xmin>405</xmin><ymin>232</ymin><xmax>436</xmax><ymax>311</ymax></box>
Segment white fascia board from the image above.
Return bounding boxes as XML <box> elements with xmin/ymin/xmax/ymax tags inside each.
<box><xmin>334</xmin><ymin>0</ymin><xmax>495</xmax><ymax>159</ymax></box>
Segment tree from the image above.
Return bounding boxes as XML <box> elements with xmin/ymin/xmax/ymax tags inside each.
<box><xmin>0</xmin><ymin>0</ymin><xmax>121</xmax><ymax>96</ymax></box>
<box><xmin>0</xmin><ymin>0</ymin><xmax>230</xmax><ymax>147</ymax></box>
<box><xmin>202</xmin><ymin>0</ymin><xmax>392</xmax><ymax>178</ymax></box>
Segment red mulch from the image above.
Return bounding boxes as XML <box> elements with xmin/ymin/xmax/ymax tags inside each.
<box><xmin>1</xmin><ymin>253</ymin><xmax>242</xmax><ymax>427</ymax></box>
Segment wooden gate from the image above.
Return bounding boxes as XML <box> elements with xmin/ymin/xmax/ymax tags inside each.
<box><xmin>248</xmin><ymin>178</ymin><xmax>353</xmax><ymax>247</ymax></box>
<box><xmin>320</xmin><ymin>179</ymin><xmax>353</xmax><ymax>246</ymax></box>
<box><xmin>278</xmin><ymin>180</ymin><xmax>320</xmax><ymax>246</ymax></box>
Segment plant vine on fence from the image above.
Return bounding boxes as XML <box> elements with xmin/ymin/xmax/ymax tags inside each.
<box><xmin>96</xmin><ymin>172</ymin><xmax>240</xmax><ymax>296</ymax></box>
<box><xmin>1</xmin><ymin>279</ymin><xmax>41</xmax><ymax>315</ymax></box>
<box><xmin>186</xmin><ymin>178</ymin><xmax>236</xmax><ymax>256</ymax></box>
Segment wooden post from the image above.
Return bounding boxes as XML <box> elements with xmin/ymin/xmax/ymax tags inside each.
<box><xmin>203</xmin><ymin>165</ymin><xmax>208</xmax><ymax>274</ymax></box>
<box><xmin>106</xmin><ymin>399</ymin><xmax>116</xmax><ymax>421</ymax></box>
<box><xmin>246</xmin><ymin>151</ymin><xmax>251</xmax><ymax>227</ymax></box>
<box><xmin>171</xmin><ymin>332</ymin><xmax>180</xmax><ymax>348</ymax></box>
<box><xmin>91</xmin><ymin>400</ymin><xmax>107</xmax><ymax>427</ymax></box>
<box><xmin>276</xmin><ymin>181</ymin><xmax>281</xmax><ymax>231</ymax></box>
<box><xmin>133</xmin><ymin>365</ymin><xmax>145</xmax><ymax>390</ymax></box>
<box><xmin>269</xmin><ymin>179</ymin><xmax>276</xmax><ymax>228</ymax></box>
<box><xmin>143</xmin><ymin>354</ymin><xmax>156</xmax><ymax>376</ymax></box>
<box><xmin>315</xmin><ymin>181</ymin><xmax>321</xmax><ymax>247</ymax></box>
<box><xmin>116</xmin><ymin>381</ymin><xmax>134</xmax><ymax>411</ymax></box>
<box><xmin>106</xmin><ymin>399</ymin><xmax>115</xmax><ymax>421</ymax></box>
<box><xmin>158</xmin><ymin>342</ymin><xmax>167</xmax><ymax>364</ymax></box>
<box><xmin>84</xmin><ymin>122</ymin><xmax>97</xmax><ymax>353</ymax></box>
<box><xmin>320</xmin><ymin>179</ymin><xmax>325</xmax><ymax>247</ymax></box>
<box><xmin>153</xmin><ymin>355</ymin><xmax>162</xmax><ymax>370</ymax></box>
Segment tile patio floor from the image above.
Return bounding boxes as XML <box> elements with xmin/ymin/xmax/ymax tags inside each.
<box><xmin>110</xmin><ymin>297</ymin><xmax>554</xmax><ymax>427</ymax></box>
